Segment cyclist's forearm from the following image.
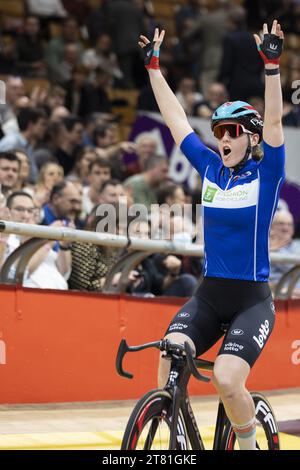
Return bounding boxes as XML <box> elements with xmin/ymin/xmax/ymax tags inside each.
<box><xmin>148</xmin><ymin>69</ymin><xmax>192</xmax><ymax>145</ymax></box>
<box><xmin>264</xmin><ymin>66</ymin><xmax>283</xmax><ymax>125</ymax></box>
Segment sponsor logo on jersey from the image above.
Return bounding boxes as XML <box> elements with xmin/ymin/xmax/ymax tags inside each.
<box><xmin>169</xmin><ymin>323</ymin><xmax>188</xmax><ymax>332</ymax></box>
<box><xmin>224</xmin><ymin>342</ymin><xmax>244</xmax><ymax>352</ymax></box>
<box><xmin>178</xmin><ymin>312</ymin><xmax>190</xmax><ymax>318</ymax></box>
<box><xmin>253</xmin><ymin>320</ymin><xmax>270</xmax><ymax>349</ymax></box>
<box><xmin>202</xmin><ymin>177</ymin><xmax>259</xmax><ymax>209</ymax></box>
<box><xmin>203</xmin><ymin>186</ymin><xmax>218</xmax><ymax>203</ymax></box>
<box><xmin>270</xmin><ymin>302</ymin><xmax>276</xmax><ymax>315</ymax></box>
<box><xmin>231</xmin><ymin>329</ymin><xmax>244</xmax><ymax>336</ymax></box>
<box><xmin>233</xmin><ymin>171</ymin><xmax>252</xmax><ymax>182</ymax></box>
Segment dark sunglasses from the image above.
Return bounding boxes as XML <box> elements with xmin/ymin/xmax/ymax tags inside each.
<box><xmin>213</xmin><ymin>123</ymin><xmax>253</xmax><ymax>140</ymax></box>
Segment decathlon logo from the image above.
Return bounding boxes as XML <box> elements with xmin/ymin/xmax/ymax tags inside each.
<box><xmin>253</xmin><ymin>320</ymin><xmax>270</xmax><ymax>349</ymax></box>
<box><xmin>0</xmin><ymin>340</ymin><xmax>6</xmax><ymax>364</ymax></box>
<box><xmin>231</xmin><ymin>329</ymin><xmax>244</xmax><ymax>336</ymax></box>
<box><xmin>255</xmin><ymin>400</ymin><xmax>277</xmax><ymax>434</ymax></box>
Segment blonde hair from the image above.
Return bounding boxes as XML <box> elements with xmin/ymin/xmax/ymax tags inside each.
<box><xmin>252</xmin><ymin>144</ymin><xmax>264</xmax><ymax>162</ymax></box>
<box><xmin>38</xmin><ymin>162</ymin><xmax>64</xmax><ymax>186</ymax></box>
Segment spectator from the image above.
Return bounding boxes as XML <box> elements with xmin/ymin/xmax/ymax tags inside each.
<box><xmin>157</xmin><ymin>182</ymin><xmax>186</xmax><ymax>208</ymax></box>
<box><xmin>124</xmin><ymin>155</ymin><xmax>169</xmax><ymax>210</ymax></box>
<box><xmin>1</xmin><ymin>190</ymin><xmax>71</xmax><ymax>289</ymax></box>
<box><xmin>114</xmin><ymin>217</ymin><xmax>198</xmax><ymax>297</ymax></box>
<box><xmin>50</xmin><ymin>42</ymin><xmax>81</xmax><ymax>83</ymax></box>
<box><xmin>0</xmin><ymin>35</ymin><xmax>17</xmax><ymax>75</ymax></box>
<box><xmin>13</xmin><ymin>149</ymin><xmax>31</xmax><ymax>191</ymax></box>
<box><xmin>175</xmin><ymin>77</ymin><xmax>203</xmax><ymax>115</ymax></box>
<box><xmin>71</xmin><ymin>146</ymin><xmax>97</xmax><ymax>185</ymax></box>
<box><xmin>134</xmin><ymin>132</ymin><xmax>158</xmax><ymax>171</ymax></box>
<box><xmin>193</xmin><ymin>82</ymin><xmax>228</xmax><ymax>118</ymax></box>
<box><xmin>68</xmin><ymin>204</ymin><xmax>120</xmax><ymax>292</ymax></box>
<box><xmin>34</xmin><ymin>120</ymin><xmax>67</xmax><ymax>170</ymax></box>
<box><xmin>54</xmin><ymin>116</ymin><xmax>84</xmax><ymax>175</ymax></box>
<box><xmin>42</xmin><ymin>180</ymin><xmax>82</xmax><ymax>227</ymax></box>
<box><xmin>168</xmin><ymin>213</ymin><xmax>202</xmax><ymax>277</ymax></box>
<box><xmin>183</xmin><ymin>0</ymin><xmax>233</xmax><ymax>97</ymax></box>
<box><xmin>87</xmin><ymin>1</ymin><xmax>108</xmax><ymax>43</ymax></box>
<box><xmin>124</xmin><ymin>131</ymin><xmax>158</xmax><ymax>176</ymax></box>
<box><xmin>23</xmin><ymin>220</ymin><xmax>72</xmax><ymax>290</ymax></box>
<box><xmin>64</xmin><ymin>65</ymin><xmax>89</xmax><ymax>116</ymax></box>
<box><xmin>16</xmin><ymin>16</ymin><xmax>46</xmax><ymax>77</ymax></box>
<box><xmin>0</xmin><ymin>76</ymin><xmax>25</xmax><ymax>136</ymax></box>
<box><xmin>107</xmin><ymin>0</ymin><xmax>146</xmax><ymax>88</ymax></box>
<box><xmin>81</xmin><ymin>112</ymin><xmax>115</xmax><ymax>147</ymax></box>
<box><xmin>0</xmin><ymin>107</ymin><xmax>48</xmax><ymax>183</ymax></box>
<box><xmin>35</xmin><ymin>162</ymin><xmax>64</xmax><ymax>207</ymax></box>
<box><xmin>46</xmin><ymin>17</ymin><xmax>83</xmax><ymax>75</ymax></box>
<box><xmin>93</xmin><ymin>123</ymin><xmax>135</xmax><ymax>180</ymax></box>
<box><xmin>269</xmin><ymin>209</ymin><xmax>300</xmax><ymax>297</ymax></box>
<box><xmin>137</xmin><ymin>64</ymin><xmax>168</xmax><ymax>112</ymax></box>
<box><xmin>0</xmin><ymin>191</ymin><xmax>36</xmax><ymax>268</ymax></box>
<box><xmin>99</xmin><ymin>179</ymin><xmax>127</xmax><ymax>204</ymax></box>
<box><xmin>82</xmin><ymin>66</ymin><xmax>113</xmax><ymax>115</ymax></box>
<box><xmin>218</xmin><ymin>6</ymin><xmax>264</xmax><ymax>101</ymax></box>
<box><xmin>82</xmin><ymin>33</ymin><xmax>123</xmax><ymax>85</ymax></box>
<box><xmin>0</xmin><ymin>152</ymin><xmax>20</xmax><ymax>198</ymax></box>
<box><xmin>82</xmin><ymin>157</ymin><xmax>112</xmax><ymax>217</ymax></box>
<box><xmin>46</xmin><ymin>85</ymin><xmax>67</xmax><ymax>114</ymax></box>
<box><xmin>175</xmin><ymin>0</ymin><xmax>206</xmax><ymax>38</ymax></box>
<box><xmin>50</xmin><ymin>106</ymin><xmax>71</xmax><ymax>122</ymax></box>
<box><xmin>62</xmin><ymin>0</ymin><xmax>90</xmax><ymax>23</ymax></box>
<box><xmin>26</xmin><ymin>0</ymin><xmax>67</xmax><ymax>18</ymax></box>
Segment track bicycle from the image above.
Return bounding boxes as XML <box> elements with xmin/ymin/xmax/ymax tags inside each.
<box><xmin>116</xmin><ymin>339</ymin><xmax>280</xmax><ymax>450</ymax></box>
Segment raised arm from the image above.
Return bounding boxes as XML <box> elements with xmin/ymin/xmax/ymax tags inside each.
<box><xmin>254</xmin><ymin>20</ymin><xmax>284</xmax><ymax>147</ymax></box>
<box><xmin>138</xmin><ymin>29</ymin><xmax>193</xmax><ymax>146</ymax></box>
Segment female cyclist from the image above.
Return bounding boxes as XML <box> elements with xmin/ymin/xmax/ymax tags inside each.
<box><xmin>138</xmin><ymin>20</ymin><xmax>285</xmax><ymax>450</ymax></box>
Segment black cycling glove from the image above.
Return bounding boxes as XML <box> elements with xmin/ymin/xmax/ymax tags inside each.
<box><xmin>257</xmin><ymin>33</ymin><xmax>283</xmax><ymax>65</ymax></box>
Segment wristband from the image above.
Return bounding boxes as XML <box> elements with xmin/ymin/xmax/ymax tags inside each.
<box><xmin>265</xmin><ymin>67</ymin><xmax>280</xmax><ymax>76</ymax></box>
<box><xmin>144</xmin><ymin>43</ymin><xmax>160</xmax><ymax>70</ymax></box>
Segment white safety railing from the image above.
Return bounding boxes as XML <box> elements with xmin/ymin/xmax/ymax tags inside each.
<box><xmin>1</xmin><ymin>220</ymin><xmax>300</xmax><ymax>299</ymax></box>
<box><xmin>1</xmin><ymin>220</ymin><xmax>300</xmax><ymax>264</ymax></box>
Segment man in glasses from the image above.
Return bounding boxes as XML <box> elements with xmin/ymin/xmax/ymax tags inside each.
<box><xmin>139</xmin><ymin>20</ymin><xmax>285</xmax><ymax>450</ymax></box>
<box><xmin>0</xmin><ymin>191</ymin><xmax>36</xmax><ymax>267</ymax></box>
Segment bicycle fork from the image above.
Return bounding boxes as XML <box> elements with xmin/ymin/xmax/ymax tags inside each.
<box><xmin>166</xmin><ymin>358</ymin><xmax>192</xmax><ymax>450</ymax></box>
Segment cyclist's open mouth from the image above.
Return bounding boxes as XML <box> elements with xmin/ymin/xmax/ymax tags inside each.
<box><xmin>223</xmin><ymin>146</ymin><xmax>232</xmax><ymax>160</ymax></box>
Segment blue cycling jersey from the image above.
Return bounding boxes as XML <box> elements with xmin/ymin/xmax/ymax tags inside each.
<box><xmin>181</xmin><ymin>132</ymin><xmax>285</xmax><ymax>281</ymax></box>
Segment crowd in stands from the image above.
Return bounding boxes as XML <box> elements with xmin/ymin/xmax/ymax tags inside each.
<box><xmin>0</xmin><ymin>0</ymin><xmax>299</xmax><ymax>297</ymax></box>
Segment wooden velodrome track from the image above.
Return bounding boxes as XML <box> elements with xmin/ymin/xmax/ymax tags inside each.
<box><xmin>0</xmin><ymin>389</ymin><xmax>299</xmax><ymax>450</ymax></box>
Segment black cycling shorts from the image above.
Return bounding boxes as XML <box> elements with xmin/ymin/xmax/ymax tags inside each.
<box><xmin>165</xmin><ymin>277</ymin><xmax>276</xmax><ymax>368</ymax></box>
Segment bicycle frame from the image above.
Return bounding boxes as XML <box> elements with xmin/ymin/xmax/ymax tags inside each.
<box><xmin>116</xmin><ymin>339</ymin><xmax>229</xmax><ymax>450</ymax></box>
<box><xmin>117</xmin><ymin>339</ymin><xmax>280</xmax><ymax>451</ymax></box>
<box><xmin>164</xmin><ymin>353</ymin><xmax>228</xmax><ymax>450</ymax></box>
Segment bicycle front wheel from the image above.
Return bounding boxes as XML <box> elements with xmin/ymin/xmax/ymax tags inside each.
<box><xmin>121</xmin><ymin>389</ymin><xmax>188</xmax><ymax>450</ymax></box>
<box><xmin>221</xmin><ymin>392</ymin><xmax>280</xmax><ymax>450</ymax></box>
